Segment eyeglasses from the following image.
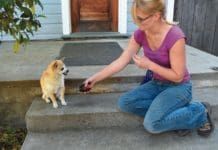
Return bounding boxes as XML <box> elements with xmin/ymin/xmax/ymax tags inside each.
<box><xmin>137</xmin><ymin>14</ymin><xmax>153</xmax><ymax>23</ymax></box>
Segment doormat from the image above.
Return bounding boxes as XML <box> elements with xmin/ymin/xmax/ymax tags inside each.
<box><xmin>57</xmin><ymin>42</ymin><xmax>132</xmax><ymax>66</ymax></box>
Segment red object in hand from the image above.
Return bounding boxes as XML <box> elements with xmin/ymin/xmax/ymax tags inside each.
<box><xmin>79</xmin><ymin>82</ymin><xmax>91</xmax><ymax>92</ymax></box>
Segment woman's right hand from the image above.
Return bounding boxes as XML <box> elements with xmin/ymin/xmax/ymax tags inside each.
<box><xmin>80</xmin><ymin>76</ymin><xmax>96</xmax><ymax>92</ymax></box>
<box><xmin>85</xmin><ymin>76</ymin><xmax>96</xmax><ymax>88</ymax></box>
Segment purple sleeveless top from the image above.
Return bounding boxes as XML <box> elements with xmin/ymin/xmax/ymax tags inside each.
<box><xmin>134</xmin><ymin>25</ymin><xmax>190</xmax><ymax>83</ymax></box>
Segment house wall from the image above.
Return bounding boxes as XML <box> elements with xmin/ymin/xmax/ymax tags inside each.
<box><xmin>126</xmin><ymin>0</ymin><xmax>174</xmax><ymax>35</ymax></box>
<box><xmin>1</xmin><ymin>0</ymin><xmax>173</xmax><ymax>40</ymax></box>
<box><xmin>1</xmin><ymin>0</ymin><xmax>63</xmax><ymax>41</ymax></box>
<box><xmin>174</xmin><ymin>0</ymin><xmax>218</xmax><ymax>56</ymax></box>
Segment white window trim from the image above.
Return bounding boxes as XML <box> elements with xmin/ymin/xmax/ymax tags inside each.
<box><xmin>166</xmin><ymin>0</ymin><xmax>175</xmax><ymax>22</ymax></box>
<box><xmin>61</xmin><ymin>0</ymin><xmax>128</xmax><ymax>35</ymax></box>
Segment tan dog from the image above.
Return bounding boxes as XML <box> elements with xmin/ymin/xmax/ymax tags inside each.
<box><xmin>40</xmin><ymin>60</ymin><xmax>69</xmax><ymax>108</ymax></box>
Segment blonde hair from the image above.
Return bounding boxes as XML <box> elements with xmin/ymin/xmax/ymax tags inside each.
<box><xmin>131</xmin><ymin>0</ymin><xmax>176</xmax><ymax>25</ymax></box>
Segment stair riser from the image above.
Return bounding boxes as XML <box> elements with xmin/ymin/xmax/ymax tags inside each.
<box><xmin>26</xmin><ymin>106</ymin><xmax>218</xmax><ymax>132</ymax></box>
<box><xmin>26</xmin><ymin>112</ymin><xmax>143</xmax><ymax>132</ymax></box>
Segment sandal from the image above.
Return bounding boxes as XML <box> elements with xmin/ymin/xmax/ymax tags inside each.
<box><xmin>174</xmin><ymin>129</ymin><xmax>192</xmax><ymax>137</ymax></box>
<box><xmin>197</xmin><ymin>102</ymin><xmax>215</xmax><ymax>137</ymax></box>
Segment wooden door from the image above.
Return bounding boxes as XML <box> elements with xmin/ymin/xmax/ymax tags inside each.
<box><xmin>111</xmin><ymin>0</ymin><xmax>118</xmax><ymax>32</ymax></box>
<box><xmin>71</xmin><ymin>0</ymin><xmax>118</xmax><ymax>32</ymax></box>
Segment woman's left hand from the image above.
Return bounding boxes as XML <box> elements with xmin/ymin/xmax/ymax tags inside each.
<box><xmin>132</xmin><ymin>54</ymin><xmax>152</xmax><ymax>69</ymax></box>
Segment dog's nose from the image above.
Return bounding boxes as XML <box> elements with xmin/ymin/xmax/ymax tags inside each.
<box><xmin>66</xmin><ymin>70</ymin><xmax>69</xmax><ymax>73</ymax></box>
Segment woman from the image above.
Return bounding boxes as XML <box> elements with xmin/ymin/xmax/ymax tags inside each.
<box><xmin>82</xmin><ymin>0</ymin><xmax>214</xmax><ymax>136</ymax></box>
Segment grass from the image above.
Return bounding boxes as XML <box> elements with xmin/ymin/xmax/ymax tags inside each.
<box><xmin>0</xmin><ymin>126</ymin><xmax>27</xmax><ymax>150</ymax></box>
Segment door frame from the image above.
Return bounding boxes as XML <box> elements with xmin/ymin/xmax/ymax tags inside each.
<box><xmin>61</xmin><ymin>0</ymin><xmax>175</xmax><ymax>35</ymax></box>
<box><xmin>70</xmin><ymin>0</ymin><xmax>118</xmax><ymax>32</ymax></box>
<box><xmin>61</xmin><ymin>0</ymin><xmax>72</xmax><ymax>35</ymax></box>
<box><xmin>61</xmin><ymin>0</ymin><xmax>127</xmax><ymax>35</ymax></box>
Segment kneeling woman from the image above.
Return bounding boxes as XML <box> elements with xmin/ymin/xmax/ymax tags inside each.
<box><xmin>83</xmin><ymin>0</ymin><xmax>214</xmax><ymax>137</ymax></box>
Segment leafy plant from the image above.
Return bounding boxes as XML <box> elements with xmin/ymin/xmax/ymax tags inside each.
<box><xmin>0</xmin><ymin>0</ymin><xmax>45</xmax><ymax>52</ymax></box>
<box><xmin>0</xmin><ymin>126</ymin><xmax>27</xmax><ymax>150</ymax></box>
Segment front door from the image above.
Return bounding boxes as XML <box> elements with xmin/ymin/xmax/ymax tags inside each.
<box><xmin>71</xmin><ymin>0</ymin><xmax>118</xmax><ymax>32</ymax></box>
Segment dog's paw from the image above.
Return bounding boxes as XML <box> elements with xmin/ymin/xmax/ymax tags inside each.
<box><xmin>53</xmin><ymin>103</ymin><xmax>58</xmax><ymax>108</ymax></box>
<box><xmin>42</xmin><ymin>94</ymin><xmax>46</xmax><ymax>100</ymax></box>
<box><xmin>45</xmin><ymin>99</ymin><xmax>51</xmax><ymax>103</ymax></box>
<box><xmin>61</xmin><ymin>101</ymin><xmax>67</xmax><ymax>106</ymax></box>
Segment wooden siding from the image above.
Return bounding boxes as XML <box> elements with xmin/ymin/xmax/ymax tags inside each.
<box><xmin>174</xmin><ymin>0</ymin><xmax>218</xmax><ymax>56</ymax></box>
<box><xmin>1</xmin><ymin>0</ymin><xmax>62</xmax><ymax>41</ymax></box>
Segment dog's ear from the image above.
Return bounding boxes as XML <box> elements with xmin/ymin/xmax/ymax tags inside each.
<box><xmin>52</xmin><ymin>61</ymin><xmax>58</xmax><ymax>70</ymax></box>
<box><xmin>60</xmin><ymin>57</ymin><xmax>66</xmax><ymax>61</ymax></box>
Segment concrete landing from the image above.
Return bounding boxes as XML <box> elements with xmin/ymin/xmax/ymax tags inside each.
<box><xmin>22</xmin><ymin>123</ymin><xmax>218</xmax><ymax>150</ymax></box>
<box><xmin>1</xmin><ymin>40</ymin><xmax>218</xmax><ymax>81</ymax></box>
<box><xmin>1</xmin><ymin>39</ymin><xmax>218</xmax><ymax>149</ymax></box>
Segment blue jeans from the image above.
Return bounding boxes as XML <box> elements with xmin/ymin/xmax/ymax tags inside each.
<box><xmin>118</xmin><ymin>80</ymin><xmax>207</xmax><ymax>134</ymax></box>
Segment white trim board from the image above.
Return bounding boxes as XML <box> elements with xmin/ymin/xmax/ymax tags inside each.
<box><xmin>118</xmin><ymin>0</ymin><xmax>127</xmax><ymax>34</ymax></box>
<box><xmin>61</xmin><ymin>0</ymin><xmax>71</xmax><ymax>35</ymax></box>
<box><xmin>166</xmin><ymin>0</ymin><xmax>175</xmax><ymax>22</ymax></box>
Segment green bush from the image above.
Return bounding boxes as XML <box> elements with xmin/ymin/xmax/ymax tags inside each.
<box><xmin>0</xmin><ymin>0</ymin><xmax>45</xmax><ymax>52</ymax></box>
<box><xmin>0</xmin><ymin>127</ymin><xmax>27</xmax><ymax>150</ymax></box>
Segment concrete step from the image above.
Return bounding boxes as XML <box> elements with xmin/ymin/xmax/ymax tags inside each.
<box><xmin>26</xmin><ymin>93</ymin><xmax>143</xmax><ymax>132</ymax></box>
<box><xmin>62</xmin><ymin>32</ymin><xmax>129</xmax><ymax>40</ymax></box>
<box><xmin>22</xmin><ymin>122</ymin><xmax>218</xmax><ymax>150</ymax></box>
<box><xmin>68</xmin><ymin>73</ymin><xmax>218</xmax><ymax>94</ymax></box>
<box><xmin>26</xmin><ymin>86</ymin><xmax>218</xmax><ymax>132</ymax></box>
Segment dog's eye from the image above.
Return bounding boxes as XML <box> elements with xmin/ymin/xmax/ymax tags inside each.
<box><xmin>61</xmin><ymin>67</ymin><xmax>64</xmax><ymax>71</ymax></box>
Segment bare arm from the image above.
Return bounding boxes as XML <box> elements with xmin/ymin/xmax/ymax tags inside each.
<box><xmin>149</xmin><ymin>38</ymin><xmax>186</xmax><ymax>82</ymax></box>
<box><xmin>84</xmin><ymin>35</ymin><xmax>140</xmax><ymax>87</ymax></box>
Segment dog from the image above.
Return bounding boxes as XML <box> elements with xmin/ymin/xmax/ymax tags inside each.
<box><xmin>40</xmin><ymin>59</ymin><xmax>69</xmax><ymax>108</ymax></box>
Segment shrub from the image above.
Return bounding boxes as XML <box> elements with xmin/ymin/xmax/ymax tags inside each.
<box><xmin>0</xmin><ymin>0</ymin><xmax>45</xmax><ymax>52</ymax></box>
<box><xmin>0</xmin><ymin>126</ymin><xmax>27</xmax><ymax>150</ymax></box>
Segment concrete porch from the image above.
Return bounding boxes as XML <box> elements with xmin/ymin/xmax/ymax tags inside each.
<box><xmin>0</xmin><ymin>38</ymin><xmax>218</xmax><ymax>149</ymax></box>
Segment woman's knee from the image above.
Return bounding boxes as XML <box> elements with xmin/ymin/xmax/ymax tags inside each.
<box><xmin>117</xmin><ymin>93</ymin><xmax>131</xmax><ymax>112</ymax></box>
<box><xmin>118</xmin><ymin>90</ymin><xmax>140</xmax><ymax>113</ymax></box>
<box><xmin>143</xmin><ymin>117</ymin><xmax>162</xmax><ymax>134</ymax></box>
